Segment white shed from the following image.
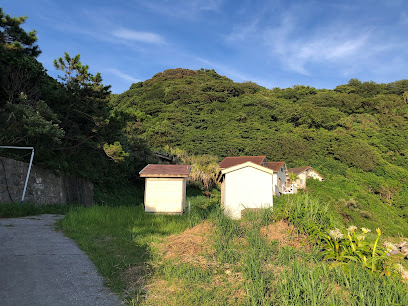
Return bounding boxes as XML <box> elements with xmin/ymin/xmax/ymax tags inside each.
<box><xmin>220</xmin><ymin>161</ymin><xmax>274</xmax><ymax>219</ymax></box>
<box><xmin>288</xmin><ymin>166</ymin><xmax>324</xmax><ymax>189</ymax></box>
<box><xmin>139</xmin><ymin>164</ymin><xmax>191</xmax><ymax>214</ymax></box>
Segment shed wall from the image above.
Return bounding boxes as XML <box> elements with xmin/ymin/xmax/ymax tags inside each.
<box><xmin>295</xmin><ymin>172</ymin><xmax>307</xmax><ymax>189</ymax></box>
<box><xmin>224</xmin><ymin>166</ymin><xmax>273</xmax><ymax>219</ymax></box>
<box><xmin>144</xmin><ymin>178</ymin><xmax>185</xmax><ymax>213</ymax></box>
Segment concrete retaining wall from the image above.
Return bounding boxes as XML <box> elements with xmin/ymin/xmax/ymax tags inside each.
<box><xmin>0</xmin><ymin>156</ymin><xmax>94</xmax><ymax>205</ymax></box>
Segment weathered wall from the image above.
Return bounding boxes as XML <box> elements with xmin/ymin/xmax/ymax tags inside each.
<box><xmin>0</xmin><ymin>156</ymin><xmax>94</xmax><ymax>205</ymax></box>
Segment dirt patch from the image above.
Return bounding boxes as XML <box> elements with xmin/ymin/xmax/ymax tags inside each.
<box><xmin>146</xmin><ymin>271</ymin><xmax>245</xmax><ymax>305</ymax></box>
<box><xmin>122</xmin><ymin>264</ymin><xmax>148</xmax><ymax>288</ymax></box>
<box><xmin>121</xmin><ymin>264</ymin><xmax>150</xmax><ymax>299</ymax></box>
<box><xmin>143</xmin><ymin>279</ymin><xmax>183</xmax><ymax>305</ymax></box>
<box><xmin>260</xmin><ymin>220</ymin><xmax>310</xmax><ymax>250</ymax></box>
<box><xmin>158</xmin><ymin>221</ymin><xmax>216</xmax><ymax>266</ymax></box>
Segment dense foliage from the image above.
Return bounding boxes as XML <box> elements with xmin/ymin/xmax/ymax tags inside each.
<box><xmin>112</xmin><ymin>68</ymin><xmax>408</xmax><ymax>233</ymax></box>
<box><xmin>0</xmin><ymin>8</ymin><xmax>153</xmax><ymax>186</ymax></box>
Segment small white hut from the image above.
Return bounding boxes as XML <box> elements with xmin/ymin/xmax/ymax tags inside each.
<box><xmin>288</xmin><ymin>166</ymin><xmax>324</xmax><ymax>189</ymax></box>
<box><xmin>220</xmin><ymin>161</ymin><xmax>274</xmax><ymax>219</ymax></box>
<box><xmin>139</xmin><ymin>164</ymin><xmax>191</xmax><ymax>214</ymax></box>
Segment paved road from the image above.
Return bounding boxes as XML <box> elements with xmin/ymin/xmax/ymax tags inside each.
<box><xmin>0</xmin><ymin>214</ymin><xmax>122</xmax><ymax>306</ymax></box>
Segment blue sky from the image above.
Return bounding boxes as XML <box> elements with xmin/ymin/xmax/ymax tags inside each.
<box><xmin>3</xmin><ymin>0</ymin><xmax>408</xmax><ymax>93</ymax></box>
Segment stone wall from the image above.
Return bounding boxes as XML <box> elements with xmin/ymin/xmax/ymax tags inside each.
<box><xmin>0</xmin><ymin>156</ymin><xmax>94</xmax><ymax>205</ymax></box>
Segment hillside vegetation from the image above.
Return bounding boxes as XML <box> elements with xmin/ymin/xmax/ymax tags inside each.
<box><xmin>2</xmin><ymin>8</ymin><xmax>408</xmax><ymax>304</ymax></box>
<box><xmin>1</xmin><ymin>7</ymin><xmax>407</xmax><ymax>234</ymax></box>
<box><xmin>113</xmin><ymin>68</ymin><xmax>408</xmax><ymax>235</ymax></box>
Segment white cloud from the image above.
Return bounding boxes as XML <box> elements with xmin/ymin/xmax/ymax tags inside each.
<box><xmin>112</xmin><ymin>28</ymin><xmax>165</xmax><ymax>44</ymax></box>
<box><xmin>196</xmin><ymin>0</ymin><xmax>223</xmax><ymax>12</ymax></box>
<box><xmin>260</xmin><ymin>13</ymin><xmax>375</xmax><ymax>75</ymax></box>
<box><xmin>226</xmin><ymin>19</ymin><xmax>260</xmax><ymax>42</ymax></box>
<box><xmin>224</xmin><ymin>2</ymin><xmax>408</xmax><ymax>79</ymax></box>
<box><xmin>107</xmin><ymin>68</ymin><xmax>140</xmax><ymax>83</ymax></box>
<box><xmin>139</xmin><ymin>0</ymin><xmax>224</xmax><ymax>19</ymax></box>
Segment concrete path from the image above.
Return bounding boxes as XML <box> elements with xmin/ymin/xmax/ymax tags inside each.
<box><xmin>0</xmin><ymin>214</ymin><xmax>122</xmax><ymax>306</ymax></box>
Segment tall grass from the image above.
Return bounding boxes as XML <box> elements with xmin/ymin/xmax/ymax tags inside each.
<box><xmin>274</xmin><ymin>194</ymin><xmax>333</xmax><ymax>237</ymax></box>
<box><xmin>213</xmin><ymin>209</ymin><xmax>243</xmax><ymax>264</ymax></box>
<box><xmin>276</xmin><ymin>261</ymin><xmax>342</xmax><ymax>306</ymax></box>
<box><xmin>56</xmin><ymin>192</ymin><xmax>408</xmax><ymax>305</ymax></box>
<box><xmin>240</xmin><ymin>209</ymin><xmax>275</xmax><ymax>305</ymax></box>
<box><xmin>332</xmin><ymin>264</ymin><xmax>408</xmax><ymax>305</ymax></box>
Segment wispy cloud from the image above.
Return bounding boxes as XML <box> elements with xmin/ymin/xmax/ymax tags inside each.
<box><xmin>112</xmin><ymin>28</ymin><xmax>165</xmax><ymax>44</ymax></box>
<box><xmin>138</xmin><ymin>0</ymin><xmax>224</xmax><ymax>19</ymax></box>
<box><xmin>262</xmin><ymin>14</ymin><xmax>371</xmax><ymax>75</ymax></box>
<box><xmin>226</xmin><ymin>19</ymin><xmax>260</xmax><ymax>43</ymax></box>
<box><xmin>225</xmin><ymin>0</ymin><xmax>408</xmax><ymax>80</ymax></box>
<box><xmin>107</xmin><ymin>68</ymin><xmax>140</xmax><ymax>83</ymax></box>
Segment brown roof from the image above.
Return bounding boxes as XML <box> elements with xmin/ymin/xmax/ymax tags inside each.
<box><xmin>288</xmin><ymin>166</ymin><xmax>312</xmax><ymax>175</ymax></box>
<box><xmin>267</xmin><ymin>161</ymin><xmax>285</xmax><ymax>172</ymax></box>
<box><xmin>139</xmin><ymin>164</ymin><xmax>191</xmax><ymax>177</ymax></box>
<box><xmin>219</xmin><ymin>156</ymin><xmax>266</xmax><ymax>169</ymax></box>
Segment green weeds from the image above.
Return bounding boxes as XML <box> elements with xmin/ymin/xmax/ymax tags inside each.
<box><xmin>56</xmin><ymin>192</ymin><xmax>408</xmax><ymax>305</ymax></box>
<box><xmin>274</xmin><ymin>194</ymin><xmax>333</xmax><ymax>237</ymax></box>
<box><xmin>0</xmin><ymin>202</ymin><xmax>73</xmax><ymax>218</ymax></box>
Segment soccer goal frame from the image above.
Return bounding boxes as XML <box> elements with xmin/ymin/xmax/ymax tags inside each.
<box><xmin>0</xmin><ymin>146</ymin><xmax>35</xmax><ymax>204</ymax></box>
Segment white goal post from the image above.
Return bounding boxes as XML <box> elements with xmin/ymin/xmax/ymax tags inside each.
<box><xmin>0</xmin><ymin>146</ymin><xmax>35</xmax><ymax>204</ymax></box>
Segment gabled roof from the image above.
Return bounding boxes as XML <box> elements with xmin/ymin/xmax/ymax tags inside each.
<box><xmin>288</xmin><ymin>166</ymin><xmax>312</xmax><ymax>175</ymax></box>
<box><xmin>219</xmin><ymin>156</ymin><xmax>266</xmax><ymax>169</ymax></box>
<box><xmin>221</xmin><ymin>161</ymin><xmax>274</xmax><ymax>175</ymax></box>
<box><xmin>288</xmin><ymin>166</ymin><xmax>324</xmax><ymax>179</ymax></box>
<box><xmin>139</xmin><ymin>164</ymin><xmax>191</xmax><ymax>178</ymax></box>
<box><xmin>267</xmin><ymin>161</ymin><xmax>285</xmax><ymax>172</ymax></box>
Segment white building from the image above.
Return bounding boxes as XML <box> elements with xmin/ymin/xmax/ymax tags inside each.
<box><xmin>288</xmin><ymin>166</ymin><xmax>324</xmax><ymax>189</ymax></box>
<box><xmin>220</xmin><ymin>161</ymin><xmax>274</xmax><ymax>219</ymax></box>
<box><xmin>139</xmin><ymin>164</ymin><xmax>191</xmax><ymax>213</ymax></box>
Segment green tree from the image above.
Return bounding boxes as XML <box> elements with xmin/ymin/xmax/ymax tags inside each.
<box><xmin>0</xmin><ymin>8</ymin><xmax>62</xmax><ymax>147</ymax></box>
<box><xmin>51</xmin><ymin>52</ymin><xmax>112</xmax><ymax>151</ymax></box>
<box><xmin>0</xmin><ymin>7</ymin><xmax>40</xmax><ymax>57</ymax></box>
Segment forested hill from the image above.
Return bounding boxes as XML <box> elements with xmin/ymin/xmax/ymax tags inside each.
<box><xmin>2</xmin><ymin>6</ymin><xmax>408</xmax><ymax>234</ymax></box>
<box><xmin>112</xmin><ymin>68</ymin><xmax>408</xmax><ymax>168</ymax></box>
<box><xmin>112</xmin><ymin>68</ymin><xmax>408</xmax><ymax>234</ymax></box>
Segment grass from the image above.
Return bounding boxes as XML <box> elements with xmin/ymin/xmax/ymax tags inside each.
<box><xmin>57</xmin><ymin>188</ymin><xmax>216</xmax><ymax>302</ymax></box>
<box><xmin>2</xmin><ymin>186</ymin><xmax>407</xmax><ymax>305</ymax></box>
<box><xmin>58</xmin><ymin>205</ymin><xmax>195</xmax><ymax>299</ymax></box>
<box><xmin>306</xmin><ymin>177</ymin><xmax>408</xmax><ymax>237</ymax></box>
<box><xmin>56</xmin><ymin>193</ymin><xmax>408</xmax><ymax>305</ymax></box>
<box><xmin>0</xmin><ymin>202</ymin><xmax>74</xmax><ymax>218</ymax></box>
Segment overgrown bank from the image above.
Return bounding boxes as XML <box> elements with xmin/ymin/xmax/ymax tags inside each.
<box><xmin>58</xmin><ymin>194</ymin><xmax>408</xmax><ymax>305</ymax></box>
